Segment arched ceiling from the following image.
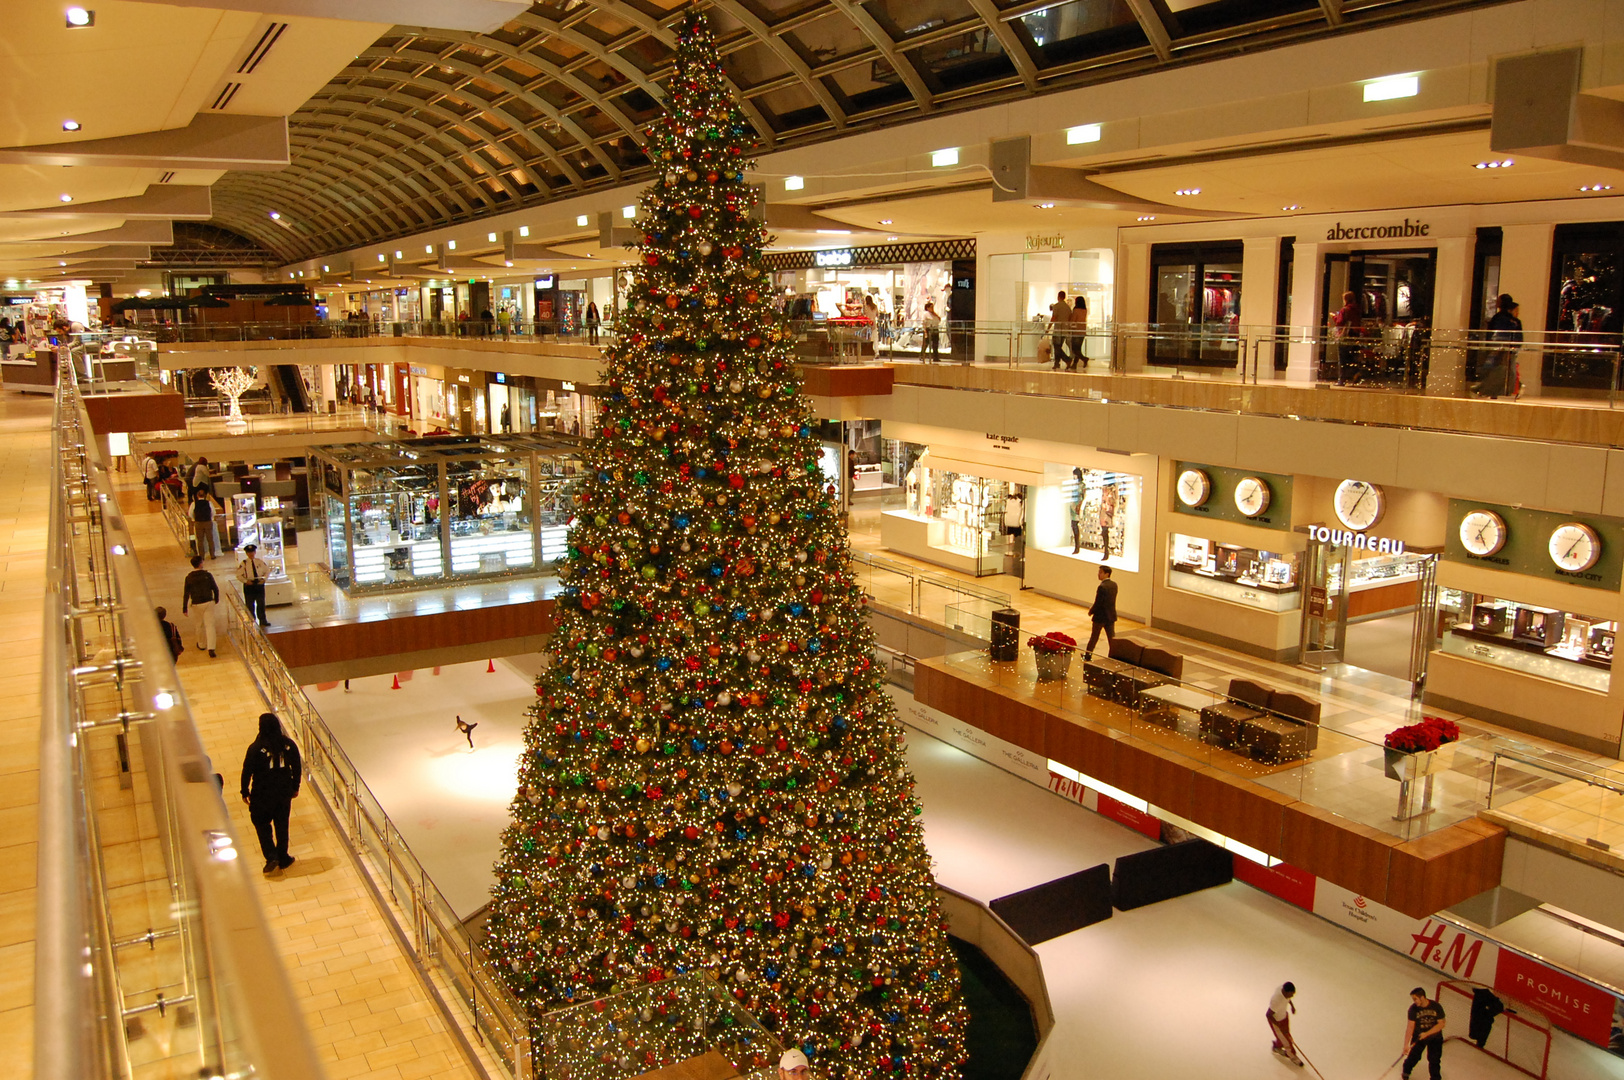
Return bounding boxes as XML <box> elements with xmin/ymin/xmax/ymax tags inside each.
<box><xmin>210</xmin><ymin>0</ymin><xmax>1493</xmax><ymax>262</ymax></box>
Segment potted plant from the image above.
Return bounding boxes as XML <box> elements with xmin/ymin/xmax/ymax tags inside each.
<box><xmin>1028</xmin><ymin>631</ymin><xmax>1077</xmax><ymax>682</ymax></box>
<box><xmin>1382</xmin><ymin>715</ymin><xmax>1461</xmax><ymax>780</ymax></box>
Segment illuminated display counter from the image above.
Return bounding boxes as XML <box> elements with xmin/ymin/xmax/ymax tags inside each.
<box><xmin>312</xmin><ymin>434</ymin><xmax>583</xmax><ymax>593</ymax></box>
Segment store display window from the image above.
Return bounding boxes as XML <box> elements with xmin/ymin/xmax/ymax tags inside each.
<box><xmin>450</xmin><ymin>466</ymin><xmax>533</xmax><ymax>576</ymax></box>
<box><xmin>1437</xmin><ymin>588</ymin><xmax>1613</xmax><ymax>692</ymax></box>
<box><xmin>1148</xmin><ymin>241</ymin><xmax>1244</xmax><ymax>367</ymax></box>
<box><xmin>1168</xmin><ymin>532</ymin><xmax>1301</xmax><ymax>611</ymax></box>
<box><xmin>985</xmin><ymin>250</ymin><xmax>1115</xmax><ymax>364</ymax></box>
<box><xmin>1543</xmin><ymin>223</ymin><xmax>1624</xmax><ymax>391</ymax></box>
<box><xmin>1031</xmin><ymin>467</ymin><xmax>1140</xmax><ymax>571</ymax></box>
<box><xmin>879</xmin><ymin>441</ymin><xmax>1008</xmax><ymax>576</ymax></box>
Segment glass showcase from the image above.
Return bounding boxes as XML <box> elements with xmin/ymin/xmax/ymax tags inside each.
<box><xmin>313</xmin><ymin>434</ymin><xmax>583</xmax><ymax>592</ymax></box>
<box><xmin>1437</xmin><ymin>588</ymin><xmax>1614</xmax><ymax>692</ymax></box>
<box><xmin>1168</xmin><ymin>532</ymin><xmax>1302</xmax><ymax>611</ymax></box>
<box><xmin>1031</xmin><ymin>467</ymin><xmax>1141</xmax><ymax>570</ymax></box>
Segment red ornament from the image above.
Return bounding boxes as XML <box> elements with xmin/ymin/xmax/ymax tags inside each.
<box><xmin>688</xmin><ymin>206</ymin><xmax>703</xmax><ymax>219</ymax></box>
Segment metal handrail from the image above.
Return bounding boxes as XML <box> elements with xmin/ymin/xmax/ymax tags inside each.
<box><xmin>38</xmin><ymin>366</ymin><xmax>327</xmax><ymax>1080</ymax></box>
<box><xmin>218</xmin><ymin>586</ymin><xmax>536</xmax><ymax>1080</ymax></box>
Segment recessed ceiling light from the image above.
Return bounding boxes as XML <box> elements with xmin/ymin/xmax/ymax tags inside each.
<box><xmin>1034</xmin><ymin>202</ymin><xmax>1056</xmax><ymax>209</ymax></box>
<box><xmin>784</xmin><ymin>176</ymin><xmax>804</xmax><ymax>191</ymax></box>
<box><xmin>448</xmin><ymin>240</ymin><xmax>457</xmax><ymax>249</ymax></box>
<box><xmin>394</xmin><ymin>250</ymin><xmax>403</xmax><ymax>258</ymax></box>
<box><xmin>1580</xmin><ymin>184</ymin><xmax>1614</xmax><ymax>192</ymax></box>
<box><xmin>932</xmin><ymin>148</ymin><xmax>959</xmax><ymax>167</ymax></box>
<box><xmin>1364</xmin><ymin>74</ymin><xmax>1419</xmax><ymax>102</ymax></box>
<box><xmin>268</xmin><ymin>210</ymin><xmax>280</xmax><ymax>220</ymax></box>
<box><xmin>519</xmin><ymin>226</ymin><xmax>529</xmax><ymax>237</ymax></box>
<box><xmin>65</xmin><ymin>7</ymin><xmax>94</xmax><ymax>28</ymax></box>
<box><xmin>878</xmin><ymin>219</ymin><xmax>893</xmax><ymax>225</ymax></box>
<box><xmin>887</xmin><ymin>236</ymin><xmax>898</xmax><ymax>241</ymax></box>
<box><xmin>622</xmin><ymin>206</ymin><xmax>636</xmax><ymax>219</ymax></box>
<box><xmin>61</xmin><ymin>120</ymin><xmax>81</xmax><ymax>132</ymax></box>
<box><xmin>58</xmin><ymin>261</ymin><xmax>66</xmax><ymax>267</ymax></box>
<box><xmin>1067</xmin><ymin>124</ymin><xmax>1102</xmax><ymax>145</ymax></box>
<box><xmin>1136</xmin><ymin>215</ymin><xmax>1156</xmax><ymax>222</ymax></box>
<box><xmin>1473</xmin><ymin>159</ymin><xmax>1514</xmax><ymax>169</ymax></box>
<box><xmin>576</xmin><ymin>215</ymin><xmax>589</xmax><ymax>227</ymax></box>
<box><xmin>1282</xmin><ymin>204</ymin><xmax>1302</xmax><ymax>210</ymax></box>
<box><xmin>1174</xmin><ymin>188</ymin><xmax>1201</xmax><ymax>196</ymax></box>
<box><xmin>505</xmin><ymin>260</ymin><xmax>513</xmax><ymax>267</ymax></box>
<box><xmin>487</xmin><ymin>232</ymin><xmax>497</xmax><ymax>242</ymax></box>
<box><xmin>377</xmin><ymin>254</ymin><xmax>386</xmax><ymax>262</ymax></box>
<box><xmin>59</xmin><ymin>193</ymin><xmax>72</xmax><ymax>202</ymax></box>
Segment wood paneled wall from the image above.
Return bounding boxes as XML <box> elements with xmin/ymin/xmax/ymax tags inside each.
<box><xmin>269</xmin><ymin>599</ymin><xmax>556</xmax><ymax>671</ymax></box>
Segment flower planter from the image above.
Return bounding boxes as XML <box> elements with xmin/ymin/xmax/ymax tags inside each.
<box><xmin>1034</xmin><ymin>650</ymin><xmax>1072</xmax><ymax>683</ymax></box>
<box><xmin>1382</xmin><ymin>742</ymin><xmax>1457</xmax><ymax>782</ymax></box>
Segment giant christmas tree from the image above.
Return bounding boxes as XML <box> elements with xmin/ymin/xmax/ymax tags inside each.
<box><xmin>486</xmin><ymin>12</ymin><xmax>967</xmax><ymax>1079</ymax></box>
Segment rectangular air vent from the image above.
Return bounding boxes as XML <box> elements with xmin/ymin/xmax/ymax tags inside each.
<box><xmin>211</xmin><ymin>83</ymin><xmax>242</xmax><ymax>110</ymax></box>
<box><xmin>159</xmin><ymin>171</ymin><xmax>176</xmax><ymax>184</ymax></box>
<box><xmin>238</xmin><ymin>22</ymin><xmax>288</xmax><ymax>74</ymax></box>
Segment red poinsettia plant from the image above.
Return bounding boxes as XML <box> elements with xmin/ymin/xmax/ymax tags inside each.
<box><xmin>1027</xmin><ymin>631</ymin><xmax>1077</xmax><ymax>655</ymax></box>
<box><xmin>1384</xmin><ymin>714</ymin><xmax>1461</xmax><ymax>754</ymax></box>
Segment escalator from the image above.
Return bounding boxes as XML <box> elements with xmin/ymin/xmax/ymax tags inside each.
<box><xmin>270</xmin><ymin>364</ymin><xmax>312</xmax><ymax>412</ymax></box>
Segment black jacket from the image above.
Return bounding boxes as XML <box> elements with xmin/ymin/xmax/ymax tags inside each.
<box><xmin>182</xmin><ymin>569</ymin><xmax>219</xmax><ymax>610</ymax></box>
<box><xmin>1090</xmin><ymin>577</ymin><xmax>1118</xmax><ymax>624</ymax></box>
<box><xmin>241</xmin><ymin>736</ymin><xmax>301</xmax><ymax>804</ymax></box>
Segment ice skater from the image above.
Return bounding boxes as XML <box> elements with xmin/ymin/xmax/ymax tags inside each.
<box><xmin>1401</xmin><ymin>986</ymin><xmax>1446</xmax><ymax>1080</ymax></box>
<box><xmin>1268</xmin><ymin>982</ymin><xmax>1302</xmax><ymax>1066</ymax></box>
<box><xmin>455</xmin><ymin>714</ymin><xmax>477</xmax><ymax>750</ymax></box>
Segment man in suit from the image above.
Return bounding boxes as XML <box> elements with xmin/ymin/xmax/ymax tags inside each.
<box><xmin>1083</xmin><ymin>565</ymin><xmax>1117</xmax><ymax>661</ymax></box>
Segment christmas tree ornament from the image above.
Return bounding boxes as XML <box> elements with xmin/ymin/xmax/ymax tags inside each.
<box><xmin>486</xmin><ymin>12</ymin><xmax>965</xmax><ymax>1080</ymax></box>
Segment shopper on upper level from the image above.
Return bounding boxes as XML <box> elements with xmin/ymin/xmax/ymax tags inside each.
<box><xmin>1048</xmin><ymin>291</ymin><xmax>1073</xmax><ymax>369</ymax></box>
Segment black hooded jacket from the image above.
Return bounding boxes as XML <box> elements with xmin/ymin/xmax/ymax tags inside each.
<box><xmin>241</xmin><ymin>713</ymin><xmax>301</xmax><ymax>805</ymax></box>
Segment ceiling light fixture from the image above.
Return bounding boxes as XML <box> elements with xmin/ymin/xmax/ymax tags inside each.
<box><xmin>1136</xmin><ymin>215</ymin><xmax>1156</xmax><ymax>222</ymax></box>
<box><xmin>487</xmin><ymin>232</ymin><xmax>497</xmax><ymax>242</ymax></box>
<box><xmin>394</xmin><ymin>250</ymin><xmax>403</xmax><ymax>258</ymax></box>
<box><xmin>59</xmin><ymin>261</ymin><xmax>66</xmax><ymax>267</ymax></box>
<box><xmin>784</xmin><ymin>176</ymin><xmax>804</xmax><ymax>191</ymax></box>
<box><xmin>887</xmin><ymin>236</ymin><xmax>898</xmax><ymax>241</ymax></box>
<box><xmin>1174</xmin><ymin>188</ymin><xmax>1201</xmax><ymax>196</ymax></box>
<box><xmin>1580</xmin><ymin>184</ymin><xmax>1614</xmax><ymax>192</ymax></box>
<box><xmin>377</xmin><ymin>254</ymin><xmax>386</xmax><ymax>262</ymax></box>
<box><xmin>1034</xmin><ymin>202</ymin><xmax>1056</xmax><ymax>209</ymax></box>
<box><xmin>59</xmin><ymin>194</ymin><xmax>72</xmax><ymax>202</ymax></box>
<box><xmin>931</xmin><ymin>148</ymin><xmax>959</xmax><ymax>167</ymax></box>
<box><xmin>1067</xmin><ymin>123</ymin><xmax>1102</xmax><ymax>145</ymax></box>
<box><xmin>1363</xmin><ymin>74</ymin><xmax>1419</xmax><ymax>102</ymax></box>
<box><xmin>61</xmin><ymin>120</ymin><xmax>81</xmax><ymax>132</ymax></box>
<box><xmin>268</xmin><ymin>210</ymin><xmax>280</xmax><ymax>219</ymax></box>
<box><xmin>448</xmin><ymin>240</ymin><xmax>457</xmax><ymax>249</ymax></box>
<box><xmin>1473</xmin><ymin>159</ymin><xmax>1514</xmax><ymax>169</ymax></box>
<box><xmin>1282</xmin><ymin>204</ymin><xmax>1302</xmax><ymax>210</ymax></box>
<box><xmin>65</xmin><ymin>7</ymin><xmax>94</xmax><ymax>27</ymax></box>
<box><xmin>576</xmin><ymin>214</ymin><xmax>589</xmax><ymax>227</ymax></box>
<box><xmin>519</xmin><ymin>226</ymin><xmax>530</xmax><ymax>237</ymax></box>
<box><xmin>505</xmin><ymin>260</ymin><xmax>513</xmax><ymax>267</ymax></box>
<box><xmin>878</xmin><ymin>219</ymin><xmax>893</xmax><ymax>225</ymax></box>
<box><xmin>622</xmin><ymin>206</ymin><xmax>636</xmax><ymax>219</ymax></box>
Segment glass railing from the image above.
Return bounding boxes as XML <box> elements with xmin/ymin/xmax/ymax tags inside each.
<box><xmin>218</xmin><ymin>587</ymin><xmax>537</xmax><ymax>1080</ymax></box>
<box><xmin>40</xmin><ymin>368</ymin><xmax>325</xmax><ymax>1080</ymax></box>
<box><xmin>532</xmin><ymin>972</ymin><xmax>785</xmax><ymax>1080</ymax></box>
<box><xmin>849</xmin><ymin>550</ymin><xmax>1010</xmax><ymax>620</ymax></box>
<box><xmin>941</xmin><ymin>610</ymin><xmax>1496</xmax><ymax>842</ymax></box>
<box><xmin>1485</xmin><ymin>751</ymin><xmax>1624</xmax><ymax>861</ymax></box>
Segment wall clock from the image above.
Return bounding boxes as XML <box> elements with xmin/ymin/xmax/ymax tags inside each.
<box><xmin>1549</xmin><ymin>522</ymin><xmax>1601</xmax><ymax>573</ymax></box>
<box><xmin>1334</xmin><ymin>479</ymin><xmax>1385</xmax><ymax>531</ymax></box>
<box><xmin>1176</xmin><ymin>468</ymin><xmax>1212</xmax><ymax>508</ymax></box>
<box><xmin>1234</xmin><ymin>476</ymin><xmax>1271</xmax><ymax>518</ymax></box>
<box><xmin>1458</xmin><ymin>509</ymin><xmax>1507</xmax><ymax>557</ymax></box>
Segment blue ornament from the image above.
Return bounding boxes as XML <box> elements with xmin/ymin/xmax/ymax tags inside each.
<box><xmin>657</xmin><ymin>657</ymin><xmax>672</xmax><ymax>671</ymax></box>
<box><xmin>808</xmin><ymin>640</ymin><xmax>821</xmax><ymax>653</ymax></box>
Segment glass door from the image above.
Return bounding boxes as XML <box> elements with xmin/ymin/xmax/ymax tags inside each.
<box><xmin>1298</xmin><ymin>536</ymin><xmax>1350</xmax><ymax>670</ymax></box>
<box><xmin>1407</xmin><ymin>554</ymin><xmax>1440</xmax><ymax>694</ymax></box>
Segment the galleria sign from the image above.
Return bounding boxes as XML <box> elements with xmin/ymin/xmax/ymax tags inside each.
<box><xmin>1325</xmin><ymin>218</ymin><xmax>1430</xmax><ymax>241</ymax></box>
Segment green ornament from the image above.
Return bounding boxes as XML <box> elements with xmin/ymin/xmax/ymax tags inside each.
<box><xmin>694</xmin><ymin>601</ymin><xmax>711</xmax><ymax>616</ymax></box>
<box><xmin>642</xmin><ymin>565</ymin><xmax>659</xmax><ymax>580</ymax></box>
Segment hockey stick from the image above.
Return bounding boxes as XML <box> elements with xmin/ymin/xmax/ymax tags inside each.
<box><xmin>1292</xmin><ymin>1043</ymin><xmax>1330</xmax><ymax>1080</ymax></box>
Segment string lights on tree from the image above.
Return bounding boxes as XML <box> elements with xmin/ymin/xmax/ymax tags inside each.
<box><xmin>486</xmin><ymin>12</ymin><xmax>967</xmax><ymax>1079</ymax></box>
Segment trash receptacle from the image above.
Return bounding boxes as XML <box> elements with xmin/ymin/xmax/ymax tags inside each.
<box><xmin>990</xmin><ymin>607</ymin><xmax>1020</xmax><ymax>662</ymax></box>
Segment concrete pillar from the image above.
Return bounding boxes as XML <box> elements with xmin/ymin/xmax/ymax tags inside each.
<box><xmin>1239</xmin><ymin>237</ymin><xmax>1280</xmax><ymax>380</ymax></box>
<box><xmin>1500</xmin><ymin>223</ymin><xmax>1555</xmax><ymax>397</ymax></box>
<box><xmin>1285</xmin><ymin>241</ymin><xmax>1324</xmax><ymax>381</ymax></box>
<box><xmin>1426</xmin><ymin>236</ymin><xmax>1472</xmax><ymax>395</ymax></box>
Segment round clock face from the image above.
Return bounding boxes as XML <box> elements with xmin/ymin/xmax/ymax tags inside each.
<box><xmin>1334</xmin><ymin>479</ymin><xmax>1385</xmax><ymax>531</ymax></box>
<box><xmin>1549</xmin><ymin>522</ymin><xmax>1601</xmax><ymax>573</ymax></box>
<box><xmin>1234</xmin><ymin>476</ymin><xmax>1271</xmax><ymax>518</ymax></box>
<box><xmin>1176</xmin><ymin>468</ymin><xmax>1212</xmax><ymax>508</ymax></box>
<box><xmin>1459</xmin><ymin>509</ymin><xmax>1507</xmax><ymax>557</ymax></box>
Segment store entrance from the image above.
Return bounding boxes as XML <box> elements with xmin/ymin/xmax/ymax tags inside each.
<box><xmin>1318</xmin><ymin>250</ymin><xmax>1435</xmax><ymax>387</ymax></box>
<box><xmin>1299</xmin><ymin>538</ymin><xmax>1440</xmax><ymax>691</ymax></box>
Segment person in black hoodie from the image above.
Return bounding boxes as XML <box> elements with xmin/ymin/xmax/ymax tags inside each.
<box><xmin>241</xmin><ymin>712</ymin><xmax>301</xmax><ymax>875</ymax></box>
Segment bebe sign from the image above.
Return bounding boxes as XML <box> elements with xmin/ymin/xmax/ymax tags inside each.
<box><xmin>814</xmin><ymin>249</ymin><xmax>853</xmax><ymax>267</ymax></box>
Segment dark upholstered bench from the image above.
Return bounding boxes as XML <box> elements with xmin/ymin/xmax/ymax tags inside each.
<box><xmin>1084</xmin><ymin>638</ymin><xmax>1185</xmax><ymax>706</ymax></box>
<box><xmin>1198</xmin><ymin>677</ymin><xmax>1322</xmax><ymax>763</ymax></box>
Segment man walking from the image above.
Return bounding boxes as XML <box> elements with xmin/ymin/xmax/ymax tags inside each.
<box><xmin>1268</xmin><ymin>982</ymin><xmax>1302</xmax><ymax>1066</ymax></box>
<box><xmin>1048</xmin><ymin>291</ymin><xmax>1073</xmax><ymax>370</ymax></box>
<box><xmin>1401</xmin><ymin>986</ymin><xmax>1446</xmax><ymax>1080</ymax></box>
<box><xmin>241</xmin><ymin>712</ymin><xmax>300</xmax><ymax>875</ymax></box>
<box><xmin>143</xmin><ymin>454</ymin><xmax>160</xmax><ymax>501</ymax></box>
<box><xmin>182</xmin><ymin>555</ymin><xmax>220</xmax><ymax>657</ymax></box>
<box><xmin>1082</xmin><ymin>565</ymin><xmax>1117</xmax><ymax>660</ymax></box>
<box><xmin>237</xmin><ymin>543</ymin><xmax>270</xmax><ymax>627</ymax></box>
<box><xmin>190</xmin><ymin>487</ymin><xmax>220</xmax><ymax>558</ymax></box>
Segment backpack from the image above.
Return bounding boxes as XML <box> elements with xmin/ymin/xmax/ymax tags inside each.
<box><xmin>161</xmin><ymin>619</ymin><xmax>182</xmax><ymax>660</ymax></box>
<box><xmin>253</xmin><ymin>741</ymin><xmax>300</xmax><ymax>800</ymax></box>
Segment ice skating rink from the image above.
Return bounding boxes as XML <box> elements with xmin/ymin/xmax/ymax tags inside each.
<box><xmin>308</xmin><ymin>663</ymin><xmax>1624</xmax><ymax>1080</ymax></box>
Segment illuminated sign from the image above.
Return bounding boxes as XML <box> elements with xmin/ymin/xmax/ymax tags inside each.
<box><xmin>813</xmin><ymin>250</ymin><xmax>853</xmax><ymax>268</ymax></box>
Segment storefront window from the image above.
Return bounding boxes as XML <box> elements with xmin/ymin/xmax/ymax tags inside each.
<box><xmin>1032</xmin><ymin>467</ymin><xmax>1140</xmax><ymax>570</ymax></box>
<box><xmin>1148</xmin><ymin>242</ymin><xmax>1243</xmax><ymax>366</ymax></box>
<box><xmin>1437</xmin><ymin>588</ymin><xmax>1613</xmax><ymax>692</ymax></box>
<box><xmin>1545</xmin><ymin>223</ymin><xmax>1624</xmax><ymax>391</ymax></box>
<box><xmin>880</xmin><ymin>441</ymin><xmax>1007</xmax><ymax>576</ymax></box>
<box><xmin>1319</xmin><ymin>250</ymin><xmax>1434</xmax><ymax>386</ymax></box>
<box><xmin>450</xmin><ymin>465</ymin><xmax>532</xmax><ymax>576</ymax></box>
<box><xmin>343</xmin><ymin>463</ymin><xmax>442</xmax><ymax>587</ymax></box>
<box><xmin>1168</xmin><ymin>532</ymin><xmax>1301</xmax><ymax>611</ymax></box>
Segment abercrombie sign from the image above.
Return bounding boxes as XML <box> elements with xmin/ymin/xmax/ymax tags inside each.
<box><xmin>1325</xmin><ymin>218</ymin><xmax>1430</xmax><ymax>241</ymax></box>
<box><xmin>1309</xmin><ymin>525</ymin><xmax>1406</xmax><ymax>554</ymax></box>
